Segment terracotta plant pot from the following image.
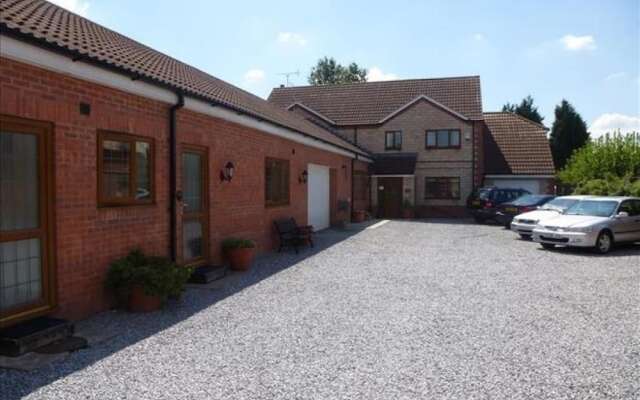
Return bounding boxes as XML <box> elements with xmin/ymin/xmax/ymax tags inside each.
<box><xmin>128</xmin><ymin>285</ymin><xmax>162</xmax><ymax>313</ymax></box>
<box><xmin>227</xmin><ymin>247</ymin><xmax>254</xmax><ymax>271</ymax></box>
<box><xmin>352</xmin><ymin>210</ymin><xmax>366</xmax><ymax>223</ymax></box>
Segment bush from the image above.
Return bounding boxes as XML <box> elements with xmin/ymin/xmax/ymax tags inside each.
<box><xmin>558</xmin><ymin>132</ymin><xmax>639</xmax><ymax>195</ymax></box>
<box><xmin>221</xmin><ymin>238</ymin><xmax>255</xmax><ymax>250</ymax></box>
<box><xmin>573</xmin><ymin>174</ymin><xmax>637</xmax><ymax>196</ymax></box>
<box><xmin>105</xmin><ymin>249</ymin><xmax>192</xmax><ymax>302</ymax></box>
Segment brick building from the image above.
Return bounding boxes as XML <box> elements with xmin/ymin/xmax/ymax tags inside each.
<box><xmin>269</xmin><ymin>80</ymin><xmax>555</xmax><ymax>218</ymax></box>
<box><xmin>0</xmin><ymin>0</ymin><xmax>555</xmax><ymax>327</ymax></box>
<box><xmin>0</xmin><ymin>0</ymin><xmax>371</xmax><ymax>327</ymax></box>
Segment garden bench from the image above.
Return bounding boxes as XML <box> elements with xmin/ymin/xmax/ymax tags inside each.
<box><xmin>273</xmin><ymin>218</ymin><xmax>314</xmax><ymax>254</ymax></box>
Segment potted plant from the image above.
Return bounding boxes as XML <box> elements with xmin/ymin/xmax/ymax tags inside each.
<box><xmin>334</xmin><ymin>199</ymin><xmax>351</xmax><ymax>228</ymax></box>
<box><xmin>402</xmin><ymin>199</ymin><xmax>415</xmax><ymax>219</ymax></box>
<box><xmin>352</xmin><ymin>209</ymin><xmax>366</xmax><ymax>223</ymax></box>
<box><xmin>222</xmin><ymin>238</ymin><xmax>256</xmax><ymax>271</ymax></box>
<box><xmin>105</xmin><ymin>249</ymin><xmax>192</xmax><ymax>313</ymax></box>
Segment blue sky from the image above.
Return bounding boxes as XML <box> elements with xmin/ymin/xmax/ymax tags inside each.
<box><xmin>53</xmin><ymin>0</ymin><xmax>639</xmax><ymax>136</ymax></box>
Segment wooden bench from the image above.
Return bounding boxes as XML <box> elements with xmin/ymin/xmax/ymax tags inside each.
<box><xmin>273</xmin><ymin>218</ymin><xmax>314</xmax><ymax>254</ymax></box>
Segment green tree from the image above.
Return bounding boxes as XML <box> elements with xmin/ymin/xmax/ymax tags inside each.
<box><xmin>502</xmin><ymin>95</ymin><xmax>544</xmax><ymax>124</ymax></box>
<box><xmin>308</xmin><ymin>57</ymin><xmax>367</xmax><ymax>85</ymax></box>
<box><xmin>549</xmin><ymin>99</ymin><xmax>590</xmax><ymax>169</ymax></box>
<box><xmin>558</xmin><ymin>131</ymin><xmax>640</xmax><ymax>196</ymax></box>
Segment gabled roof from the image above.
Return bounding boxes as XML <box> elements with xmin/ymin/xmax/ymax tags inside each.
<box><xmin>268</xmin><ymin>76</ymin><xmax>484</xmax><ymax>125</ymax></box>
<box><xmin>483</xmin><ymin>112</ymin><xmax>555</xmax><ymax>176</ymax></box>
<box><xmin>0</xmin><ymin>0</ymin><xmax>367</xmax><ymax>156</ymax></box>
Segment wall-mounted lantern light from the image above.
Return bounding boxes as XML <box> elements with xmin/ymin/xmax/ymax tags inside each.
<box><xmin>299</xmin><ymin>169</ymin><xmax>308</xmax><ymax>184</ymax></box>
<box><xmin>220</xmin><ymin>161</ymin><xmax>235</xmax><ymax>182</ymax></box>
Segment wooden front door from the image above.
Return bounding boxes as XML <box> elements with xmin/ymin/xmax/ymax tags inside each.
<box><xmin>0</xmin><ymin>115</ymin><xmax>55</xmax><ymax>328</ymax></box>
<box><xmin>377</xmin><ymin>177</ymin><xmax>403</xmax><ymax>219</ymax></box>
<box><xmin>181</xmin><ymin>146</ymin><xmax>208</xmax><ymax>266</ymax></box>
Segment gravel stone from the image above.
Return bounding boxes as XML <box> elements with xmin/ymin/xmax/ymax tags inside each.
<box><xmin>1</xmin><ymin>220</ymin><xmax>638</xmax><ymax>399</ymax></box>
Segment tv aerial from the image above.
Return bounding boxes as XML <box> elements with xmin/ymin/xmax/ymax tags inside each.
<box><xmin>278</xmin><ymin>70</ymin><xmax>300</xmax><ymax>87</ymax></box>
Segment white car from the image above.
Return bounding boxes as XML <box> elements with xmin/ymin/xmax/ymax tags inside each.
<box><xmin>532</xmin><ymin>197</ymin><xmax>640</xmax><ymax>254</ymax></box>
<box><xmin>511</xmin><ymin>196</ymin><xmax>592</xmax><ymax>239</ymax></box>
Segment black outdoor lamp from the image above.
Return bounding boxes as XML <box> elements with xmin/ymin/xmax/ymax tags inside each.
<box><xmin>220</xmin><ymin>161</ymin><xmax>235</xmax><ymax>182</ymax></box>
<box><xmin>299</xmin><ymin>169</ymin><xmax>308</xmax><ymax>184</ymax></box>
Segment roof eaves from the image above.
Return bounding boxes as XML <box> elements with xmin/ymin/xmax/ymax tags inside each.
<box><xmin>0</xmin><ymin>24</ymin><xmax>367</xmax><ymax>158</ymax></box>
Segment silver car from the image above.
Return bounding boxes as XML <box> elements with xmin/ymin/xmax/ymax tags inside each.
<box><xmin>511</xmin><ymin>195</ymin><xmax>592</xmax><ymax>239</ymax></box>
<box><xmin>532</xmin><ymin>196</ymin><xmax>640</xmax><ymax>254</ymax></box>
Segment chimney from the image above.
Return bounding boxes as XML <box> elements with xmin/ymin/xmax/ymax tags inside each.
<box><xmin>280</xmin><ymin>84</ymin><xmax>285</xmax><ymax>88</ymax></box>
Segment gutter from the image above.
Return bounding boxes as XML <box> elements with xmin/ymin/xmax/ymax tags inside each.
<box><xmin>169</xmin><ymin>93</ymin><xmax>184</xmax><ymax>262</ymax></box>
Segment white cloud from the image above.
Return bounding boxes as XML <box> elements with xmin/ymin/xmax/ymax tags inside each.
<box><xmin>604</xmin><ymin>72</ymin><xmax>626</xmax><ymax>81</ymax></box>
<box><xmin>277</xmin><ymin>32</ymin><xmax>307</xmax><ymax>46</ymax></box>
<box><xmin>48</xmin><ymin>0</ymin><xmax>90</xmax><ymax>16</ymax></box>
<box><xmin>560</xmin><ymin>34</ymin><xmax>596</xmax><ymax>51</ymax></box>
<box><xmin>590</xmin><ymin>113</ymin><xmax>640</xmax><ymax>137</ymax></box>
<box><xmin>244</xmin><ymin>69</ymin><xmax>265</xmax><ymax>84</ymax></box>
<box><xmin>367</xmin><ymin>67</ymin><xmax>398</xmax><ymax>82</ymax></box>
<box><xmin>473</xmin><ymin>33</ymin><xmax>486</xmax><ymax>42</ymax></box>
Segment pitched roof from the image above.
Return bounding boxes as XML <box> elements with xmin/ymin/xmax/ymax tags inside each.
<box><xmin>268</xmin><ymin>76</ymin><xmax>484</xmax><ymax>125</ymax></box>
<box><xmin>371</xmin><ymin>153</ymin><xmax>418</xmax><ymax>175</ymax></box>
<box><xmin>0</xmin><ymin>0</ymin><xmax>367</xmax><ymax>156</ymax></box>
<box><xmin>483</xmin><ymin>112</ymin><xmax>555</xmax><ymax>175</ymax></box>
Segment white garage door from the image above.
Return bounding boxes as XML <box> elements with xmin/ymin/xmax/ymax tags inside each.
<box><xmin>487</xmin><ymin>178</ymin><xmax>540</xmax><ymax>193</ymax></box>
<box><xmin>307</xmin><ymin>164</ymin><xmax>330</xmax><ymax>231</ymax></box>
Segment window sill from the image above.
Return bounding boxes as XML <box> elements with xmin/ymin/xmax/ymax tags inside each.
<box><xmin>98</xmin><ymin>200</ymin><xmax>156</xmax><ymax>208</ymax></box>
<box><xmin>265</xmin><ymin>202</ymin><xmax>291</xmax><ymax>208</ymax></box>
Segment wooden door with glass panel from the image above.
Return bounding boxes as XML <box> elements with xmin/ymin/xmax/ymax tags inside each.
<box><xmin>0</xmin><ymin>115</ymin><xmax>55</xmax><ymax>327</ymax></box>
<box><xmin>181</xmin><ymin>147</ymin><xmax>208</xmax><ymax>265</ymax></box>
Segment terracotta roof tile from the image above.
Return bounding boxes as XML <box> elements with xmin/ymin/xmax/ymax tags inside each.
<box><xmin>483</xmin><ymin>112</ymin><xmax>555</xmax><ymax>175</ymax></box>
<box><xmin>268</xmin><ymin>76</ymin><xmax>484</xmax><ymax>125</ymax></box>
<box><xmin>0</xmin><ymin>0</ymin><xmax>367</xmax><ymax>155</ymax></box>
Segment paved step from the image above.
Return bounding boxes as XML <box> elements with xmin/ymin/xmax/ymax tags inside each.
<box><xmin>188</xmin><ymin>264</ymin><xmax>228</xmax><ymax>284</ymax></box>
<box><xmin>0</xmin><ymin>317</ymin><xmax>73</xmax><ymax>357</ymax></box>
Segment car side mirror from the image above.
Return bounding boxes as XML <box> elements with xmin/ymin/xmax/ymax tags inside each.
<box><xmin>616</xmin><ymin>211</ymin><xmax>629</xmax><ymax>218</ymax></box>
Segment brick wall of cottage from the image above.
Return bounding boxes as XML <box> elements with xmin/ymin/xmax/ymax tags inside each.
<box><xmin>0</xmin><ymin>57</ymin><xmax>357</xmax><ymax>321</ymax></box>
<box><xmin>353</xmin><ymin>100</ymin><xmax>475</xmax><ymax>216</ymax></box>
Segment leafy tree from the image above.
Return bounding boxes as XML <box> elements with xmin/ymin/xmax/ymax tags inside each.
<box><xmin>558</xmin><ymin>132</ymin><xmax>640</xmax><ymax>195</ymax></box>
<box><xmin>501</xmin><ymin>95</ymin><xmax>544</xmax><ymax>124</ymax></box>
<box><xmin>308</xmin><ymin>57</ymin><xmax>367</xmax><ymax>85</ymax></box>
<box><xmin>549</xmin><ymin>99</ymin><xmax>590</xmax><ymax>169</ymax></box>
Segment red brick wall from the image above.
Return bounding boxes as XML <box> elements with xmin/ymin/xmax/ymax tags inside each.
<box><xmin>176</xmin><ymin>108</ymin><xmax>354</xmax><ymax>262</ymax></box>
<box><xmin>352</xmin><ymin>159</ymin><xmax>370</xmax><ymax>212</ymax></box>
<box><xmin>0</xmin><ymin>57</ymin><xmax>358</xmax><ymax>321</ymax></box>
<box><xmin>473</xmin><ymin>121</ymin><xmax>485</xmax><ymax>189</ymax></box>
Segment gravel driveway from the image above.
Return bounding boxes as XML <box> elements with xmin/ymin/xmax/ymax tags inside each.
<box><xmin>2</xmin><ymin>220</ymin><xmax>639</xmax><ymax>399</ymax></box>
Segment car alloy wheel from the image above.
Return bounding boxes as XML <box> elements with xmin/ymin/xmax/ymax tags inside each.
<box><xmin>595</xmin><ymin>231</ymin><xmax>613</xmax><ymax>254</ymax></box>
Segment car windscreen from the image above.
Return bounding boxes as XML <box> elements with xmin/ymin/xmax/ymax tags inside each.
<box><xmin>512</xmin><ymin>195</ymin><xmax>548</xmax><ymax>206</ymax></box>
<box><xmin>540</xmin><ymin>198</ymin><xmax>578</xmax><ymax>211</ymax></box>
<box><xmin>564</xmin><ymin>200</ymin><xmax>618</xmax><ymax>217</ymax></box>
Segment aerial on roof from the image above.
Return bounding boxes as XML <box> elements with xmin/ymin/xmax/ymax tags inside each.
<box><xmin>268</xmin><ymin>76</ymin><xmax>484</xmax><ymax>125</ymax></box>
<box><xmin>483</xmin><ymin>112</ymin><xmax>555</xmax><ymax>176</ymax></box>
<box><xmin>0</xmin><ymin>0</ymin><xmax>368</xmax><ymax>156</ymax></box>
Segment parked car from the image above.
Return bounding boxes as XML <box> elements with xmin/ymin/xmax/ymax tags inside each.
<box><xmin>532</xmin><ymin>196</ymin><xmax>640</xmax><ymax>254</ymax></box>
<box><xmin>510</xmin><ymin>195</ymin><xmax>592</xmax><ymax>239</ymax></box>
<box><xmin>467</xmin><ymin>187</ymin><xmax>531</xmax><ymax>223</ymax></box>
<box><xmin>495</xmin><ymin>194</ymin><xmax>556</xmax><ymax>228</ymax></box>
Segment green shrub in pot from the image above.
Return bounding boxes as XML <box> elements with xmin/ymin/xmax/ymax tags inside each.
<box><xmin>105</xmin><ymin>249</ymin><xmax>192</xmax><ymax>311</ymax></box>
<box><xmin>221</xmin><ymin>238</ymin><xmax>256</xmax><ymax>271</ymax></box>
